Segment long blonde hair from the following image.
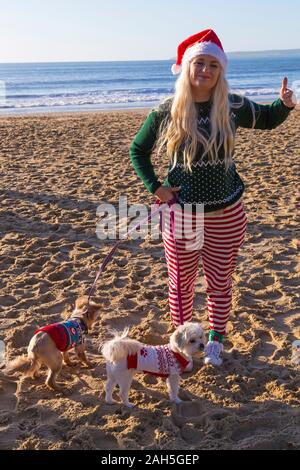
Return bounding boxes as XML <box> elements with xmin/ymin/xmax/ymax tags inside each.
<box><xmin>156</xmin><ymin>63</ymin><xmax>255</xmax><ymax>173</ymax></box>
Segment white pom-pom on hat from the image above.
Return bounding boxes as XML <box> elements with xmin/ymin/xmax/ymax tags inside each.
<box><xmin>171</xmin><ymin>64</ymin><xmax>182</xmax><ymax>75</ymax></box>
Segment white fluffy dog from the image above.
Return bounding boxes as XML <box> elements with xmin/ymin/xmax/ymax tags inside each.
<box><xmin>101</xmin><ymin>322</ymin><xmax>206</xmax><ymax>407</ymax></box>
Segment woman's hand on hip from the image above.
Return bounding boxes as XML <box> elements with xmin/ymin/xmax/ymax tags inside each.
<box><xmin>154</xmin><ymin>186</ymin><xmax>181</xmax><ymax>203</ymax></box>
<box><xmin>280</xmin><ymin>77</ymin><xmax>296</xmax><ymax>108</ymax></box>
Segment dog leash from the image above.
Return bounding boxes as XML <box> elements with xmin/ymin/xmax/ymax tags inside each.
<box><xmin>87</xmin><ymin>195</ymin><xmax>185</xmax><ymax>326</ymax></box>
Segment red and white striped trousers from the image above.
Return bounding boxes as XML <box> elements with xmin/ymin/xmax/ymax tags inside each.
<box><xmin>161</xmin><ymin>199</ymin><xmax>248</xmax><ymax>334</ymax></box>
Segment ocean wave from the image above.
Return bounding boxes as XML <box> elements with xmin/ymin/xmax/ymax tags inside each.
<box><xmin>5</xmin><ymin>77</ymin><xmax>171</xmax><ymax>88</ymax></box>
<box><xmin>0</xmin><ymin>87</ymin><xmax>281</xmax><ymax>110</ymax></box>
<box><xmin>233</xmin><ymin>88</ymin><xmax>280</xmax><ymax>96</ymax></box>
<box><xmin>1</xmin><ymin>92</ymin><xmax>173</xmax><ymax>109</ymax></box>
<box><xmin>5</xmin><ymin>87</ymin><xmax>174</xmax><ymax>100</ymax></box>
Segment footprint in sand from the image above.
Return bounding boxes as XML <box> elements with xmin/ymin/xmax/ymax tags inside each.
<box><xmin>120</xmin><ymin>298</ymin><xmax>138</xmax><ymax>310</ymax></box>
<box><xmin>282</xmin><ymin>276</ymin><xmax>299</xmax><ymax>288</ymax></box>
<box><xmin>115</xmin><ymin>259</ymin><xmax>128</xmax><ymax>268</ymax></box>
<box><xmin>18</xmin><ymin>276</ymin><xmax>41</xmax><ymax>287</ymax></box>
<box><xmin>172</xmin><ymin>401</ymin><xmax>209</xmax><ymax>429</ymax></box>
<box><xmin>275</xmin><ymin>310</ymin><xmax>300</xmax><ymax>332</ymax></box>
<box><xmin>47</xmin><ymin>266</ymin><xmax>73</xmax><ymax>282</ymax></box>
<box><xmin>113</xmin><ymin>277</ymin><xmax>128</xmax><ymax>289</ymax></box>
<box><xmin>253</xmin><ymin>330</ymin><xmax>278</xmax><ymax>362</ymax></box>
<box><xmin>136</xmin><ymin>267</ymin><xmax>151</xmax><ymax>279</ymax></box>
<box><xmin>17</xmin><ymin>258</ymin><xmax>33</xmax><ymax>268</ymax></box>
<box><xmin>0</xmin><ymin>372</ymin><xmax>19</xmax><ymax>450</ymax></box>
<box><xmin>230</xmin><ymin>418</ymin><xmax>276</xmax><ymax>443</ymax></box>
<box><xmin>8</xmin><ymin>325</ymin><xmax>36</xmax><ymax>349</ymax></box>
<box><xmin>142</xmin><ymin>291</ymin><xmax>155</xmax><ymax>300</ymax></box>
<box><xmin>0</xmin><ymin>372</ymin><xmax>18</xmax><ymax>412</ymax></box>
<box><xmin>0</xmin><ymin>295</ymin><xmax>17</xmax><ymax>308</ymax></box>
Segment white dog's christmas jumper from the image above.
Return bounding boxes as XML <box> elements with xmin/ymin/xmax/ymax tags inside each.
<box><xmin>127</xmin><ymin>345</ymin><xmax>189</xmax><ymax>377</ymax></box>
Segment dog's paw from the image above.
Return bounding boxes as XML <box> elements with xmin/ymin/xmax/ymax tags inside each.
<box><xmin>79</xmin><ymin>360</ymin><xmax>94</xmax><ymax>369</ymax></box>
<box><xmin>85</xmin><ymin>361</ymin><xmax>94</xmax><ymax>369</ymax></box>
<box><xmin>124</xmin><ymin>402</ymin><xmax>135</xmax><ymax>409</ymax></box>
<box><xmin>172</xmin><ymin>397</ymin><xmax>183</xmax><ymax>404</ymax></box>
<box><xmin>60</xmin><ymin>387</ymin><xmax>73</xmax><ymax>397</ymax></box>
<box><xmin>48</xmin><ymin>385</ymin><xmax>64</xmax><ymax>394</ymax></box>
<box><xmin>105</xmin><ymin>398</ymin><xmax>119</xmax><ymax>405</ymax></box>
<box><xmin>184</xmin><ymin>360</ymin><xmax>193</xmax><ymax>372</ymax></box>
<box><xmin>65</xmin><ymin>361</ymin><xmax>79</xmax><ymax>367</ymax></box>
<box><xmin>105</xmin><ymin>400</ymin><xmax>120</xmax><ymax>406</ymax></box>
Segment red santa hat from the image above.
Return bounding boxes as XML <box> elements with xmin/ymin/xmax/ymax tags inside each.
<box><xmin>171</xmin><ymin>29</ymin><xmax>228</xmax><ymax>75</ymax></box>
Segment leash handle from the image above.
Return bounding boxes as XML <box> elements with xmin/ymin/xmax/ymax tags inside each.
<box><xmin>155</xmin><ymin>194</ymin><xmax>179</xmax><ymax>231</ymax></box>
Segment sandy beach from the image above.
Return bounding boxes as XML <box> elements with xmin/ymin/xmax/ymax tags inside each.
<box><xmin>0</xmin><ymin>107</ymin><xmax>299</xmax><ymax>450</ymax></box>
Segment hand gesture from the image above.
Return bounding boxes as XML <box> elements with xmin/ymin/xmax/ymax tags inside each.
<box><xmin>280</xmin><ymin>77</ymin><xmax>296</xmax><ymax>108</ymax></box>
<box><xmin>154</xmin><ymin>186</ymin><xmax>181</xmax><ymax>203</ymax></box>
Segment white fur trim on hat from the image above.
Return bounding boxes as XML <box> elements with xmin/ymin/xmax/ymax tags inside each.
<box><xmin>182</xmin><ymin>41</ymin><xmax>227</xmax><ymax>71</ymax></box>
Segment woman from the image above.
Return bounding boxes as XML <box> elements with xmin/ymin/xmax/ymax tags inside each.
<box><xmin>129</xmin><ymin>29</ymin><xmax>295</xmax><ymax>367</ymax></box>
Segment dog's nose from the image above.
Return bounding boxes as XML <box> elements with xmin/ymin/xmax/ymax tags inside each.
<box><xmin>199</xmin><ymin>343</ymin><xmax>205</xmax><ymax>350</ymax></box>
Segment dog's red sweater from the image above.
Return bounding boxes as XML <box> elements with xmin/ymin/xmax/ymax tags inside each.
<box><xmin>35</xmin><ymin>320</ymin><xmax>84</xmax><ymax>352</ymax></box>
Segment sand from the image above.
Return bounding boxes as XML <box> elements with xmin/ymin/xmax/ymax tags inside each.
<box><xmin>0</xmin><ymin>107</ymin><xmax>299</xmax><ymax>450</ymax></box>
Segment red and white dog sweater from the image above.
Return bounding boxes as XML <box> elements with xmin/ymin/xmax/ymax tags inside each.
<box><xmin>127</xmin><ymin>345</ymin><xmax>189</xmax><ymax>377</ymax></box>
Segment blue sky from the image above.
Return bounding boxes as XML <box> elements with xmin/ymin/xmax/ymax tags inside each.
<box><xmin>0</xmin><ymin>0</ymin><xmax>299</xmax><ymax>62</ymax></box>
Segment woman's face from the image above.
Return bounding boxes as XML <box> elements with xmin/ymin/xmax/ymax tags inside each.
<box><xmin>189</xmin><ymin>54</ymin><xmax>222</xmax><ymax>92</ymax></box>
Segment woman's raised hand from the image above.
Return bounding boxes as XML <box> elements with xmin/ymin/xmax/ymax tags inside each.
<box><xmin>154</xmin><ymin>185</ymin><xmax>181</xmax><ymax>203</ymax></box>
<box><xmin>280</xmin><ymin>77</ymin><xmax>296</xmax><ymax>108</ymax></box>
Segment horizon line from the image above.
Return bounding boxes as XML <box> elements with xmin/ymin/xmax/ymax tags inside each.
<box><xmin>0</xmin><ymin>47</ymin><xmax>299</xmax><ymax>65</ymax></box>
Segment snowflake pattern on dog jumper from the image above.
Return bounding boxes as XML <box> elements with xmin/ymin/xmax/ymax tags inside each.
<box><xmin>35</xmin><ymin>320</ymin><xmax>86</xmax><ymax>352</ymax></box>
<box><xmin>127</xmin><ymin>345</ymin><xmax>189</xmax><ymax>377</ymax></box>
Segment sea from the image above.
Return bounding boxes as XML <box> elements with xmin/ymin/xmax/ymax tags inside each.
<box><xmin>0</xmin><ymin>50</ymin><xmax>299</xmax><ymax>115</ymax></box>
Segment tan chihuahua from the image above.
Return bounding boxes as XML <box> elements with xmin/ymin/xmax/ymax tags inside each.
<box><xmin>5</xmin><ymin>297</ymin><xmax>101</xmax><ymax>391</ymax></box>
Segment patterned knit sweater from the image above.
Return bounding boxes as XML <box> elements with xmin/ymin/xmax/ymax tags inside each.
<box><xmin>129</xmin><ymin>94</ymin><xmax>294</xmax><ymax>213</ymax></box>
<box><xmin>127</xmin><ymin>345</ymin><xmax>190</xmax><ymax>377</ymax></box>
<box><xmin>35</xmin><ymin>319</ymin><xmax>87</xmax><ymax>352</ymax></box>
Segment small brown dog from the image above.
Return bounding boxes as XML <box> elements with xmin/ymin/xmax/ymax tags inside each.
<box><xmin>5</xmin><ymin>297</ymin><xmax>101</xmax><ymax>391</ymax></box>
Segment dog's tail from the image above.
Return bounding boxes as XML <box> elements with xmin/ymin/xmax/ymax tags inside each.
<box><xmin>5</xmin><ymin>353</ymin><xmax>39</xmax><ymax>378</ymax></box>
<box><xmin>101</xmin><ymin>328</ymin><xmax>142</xmax><ymax>364</ymax></box>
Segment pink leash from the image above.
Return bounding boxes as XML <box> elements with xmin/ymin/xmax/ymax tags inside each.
<box><xmin>87</xmin><ymin>195</ymin><xmax>185</xmax><ymax>326</ymax></box>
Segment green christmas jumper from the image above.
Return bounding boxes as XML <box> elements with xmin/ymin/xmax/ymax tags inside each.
<box><xmin>130</xmin><ymin>94</ymin><xmax>293</xmax><ymax>213</ymax></box>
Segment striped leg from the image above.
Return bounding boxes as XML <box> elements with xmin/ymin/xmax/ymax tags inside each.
<box><xmin>201</xmin><ymin>200</ymin><xmax>248</xmax><ymax>335</ymax></box>
<box><xmin>162</xmin><ymin>210</ymin><xmax>202</xmax><ymax>327</ymax></box>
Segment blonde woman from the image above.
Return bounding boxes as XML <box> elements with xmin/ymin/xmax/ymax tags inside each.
<box><xmin>129</xmin><ymin>29</ymin><xmax>295</xmax><ymax>367</ymax></box>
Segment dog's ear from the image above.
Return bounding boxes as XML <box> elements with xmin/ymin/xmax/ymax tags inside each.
<box><xmin>170</xmin><ymin>327</ymin><xmax>185</xmax><ymax>351</ymax></box>
<box><xmin>75</xmin><ymin>296</ymin><xmax>89</xmax><ymax>310</ymax></box>
<box><xmin>85</xmin><ymin>304</ymin><xmax>101</xmax><ymax>324</ymax></box>
<box><xmin>88</xmin><ymin>301</ymin><xmax>102</xmax><ymax>316</ymax></box>
<box><xmin>91</xmin><ymin>303</ymin><xmax>102</xmax><ymax>311</ymax></box>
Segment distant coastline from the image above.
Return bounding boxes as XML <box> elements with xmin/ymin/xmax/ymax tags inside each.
<box><xmin>0</xmin><ymin>49</ymin><xmax>299</xmax><ymax>65</ymax></box>
<box><xmin>227</xmin><ymin>48</ymin><xmax>300</xmax><ymax>57</ymax></box>
<box><xmin>171</xmin><ymin>48</ymin><xmax>300</xmax><ymax>61</ymax></box>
